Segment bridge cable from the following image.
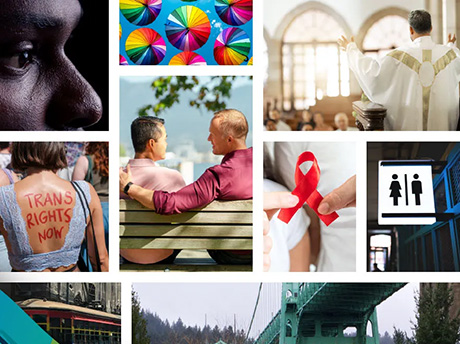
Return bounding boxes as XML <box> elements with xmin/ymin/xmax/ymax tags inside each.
<box><xmin>246</xmin><ymin>282</ymin><xmax>263</xmax><ymax>342</ymax></box>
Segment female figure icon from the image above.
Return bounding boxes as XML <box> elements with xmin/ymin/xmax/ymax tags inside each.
<box><xmin>389</xmin><ymin>174</ymin><xmax>402</xmax><ymax>206</ymax></box>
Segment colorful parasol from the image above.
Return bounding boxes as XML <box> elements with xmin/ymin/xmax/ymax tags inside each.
<box><xmin>169</xmin><ymin>51</ymin><xmax>206</xmax><ymax>65</ymax></box>
<box><xmin>125</xmin><ymin>28</ymin><xmax>166</xmax><ymax>65</ymax></box>
<box><xmin>214</xmin><ymin>27</ymin><xmax>251</xmax><ymax>65</ymax></box>
<box><xmin>120</xmin><ymin>0</ymin><xmax>162</xmax><ymax>26</ymax></box>
<box><xmin>215</xmin><ymin>0</ymin><xmax>252</xmax><ymax>26</ymax></box>
<box><xmin>120</xmin><ymin>54</ymin><xmax>129</xmax><ymax>65</ymax></box>
<box><xmin>165</xmin><ymin>6</ymin><xmax>211</xmax><ymax>51</ymax></box>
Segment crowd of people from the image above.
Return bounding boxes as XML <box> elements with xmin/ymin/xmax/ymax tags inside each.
<box><xmin>0</xmin><ymin>142</ymin><xmax>109</xmax><ymax>272</ymax></box>
<box><xmin>264</xmin><ymin>108</ymin><xmax>358</xmax><ymax>131</ymax></box>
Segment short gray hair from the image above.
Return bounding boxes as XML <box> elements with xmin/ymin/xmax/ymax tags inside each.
<box><xmin>408</xmin><ymin>10</ymin><xmax>431</xmax><ymax>34</ymax></box>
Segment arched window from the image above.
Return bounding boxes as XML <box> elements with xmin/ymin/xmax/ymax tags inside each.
<box><xmin>362</xmin><ymin>15</ymin><xmax>411</xmax><ymax>59</ymax></box>
<box><xmin>282</xmin><ymin>9</ymin><xmax>350</xmax><ymax>111</ymax></box>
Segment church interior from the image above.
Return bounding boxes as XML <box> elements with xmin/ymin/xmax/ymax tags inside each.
<box><xmin>263</xmin><ymin>0</ymin><xmax>460</xmax><ymax>130</ymax></box>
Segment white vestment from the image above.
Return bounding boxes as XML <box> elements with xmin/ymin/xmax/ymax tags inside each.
<box><xmin>347</xmin><ymin>36</ymin><xmax>460</xmax><ymax>130</ymax></box>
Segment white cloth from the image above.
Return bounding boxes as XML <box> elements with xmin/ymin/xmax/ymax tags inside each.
<box><xmin>273</xmin><ymin>142</ymin><xmax>356</xmax><ymax>272</ymax></box>
<box><xmin>347</xmin><ymin>37</ymin><xmax>460</xmax><ymax>131</ymax></box>
<box><xmin>276</xmin><ymin>120</ymin><xmax>291</xmax><ymax>131</ymax></box>
<box><xmin>264</xmin><ymin>179</ymin><xmax>309</xmax><ymax>272</ymax></box>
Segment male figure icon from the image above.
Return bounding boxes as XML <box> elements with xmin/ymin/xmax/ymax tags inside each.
<box><xmin>390</xmin><ymin>174</ymin><xmax>402</xmax><ymax>206</ymax></box>
<box><xmin>412</xmin><ymin>174</ymin><xmax>423</xmax><ymax>205</ymax></box>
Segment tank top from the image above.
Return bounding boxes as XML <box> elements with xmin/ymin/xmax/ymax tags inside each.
<box><xmin>0</xmin><ymin>180</ymin><xmax>91</xmax><ymax>271</ymax></box>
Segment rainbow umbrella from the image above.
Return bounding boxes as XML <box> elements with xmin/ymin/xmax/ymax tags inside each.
<box><xmin>169</xmin><ymin>51</ymin><xmax>206</xmax><ymax>65</ymax></box>
<box><xmin>125</xmin><ymin>28</ymin><xmax>166</xmax><ymax>65</ymax></box>
<box><xmin>120</xmin><ymin>0</ymin><xmax>162</xmax><ymax>26</ymax></box>
<box><xmin>165</xmin><ymin>6</ymin><xmax>211</xmax><ymax>51</ymax></box>
<box><xmin>214</xmin><ymin>27</ymin><xmax>250</xmax><ymax>65</ymax></box>
<box><xmin>215</xmin><ymin>0</ymin><xmax>252</xmax><ymax>26</ymax></box>
<box><xmin>120</xmin><ymin>54</ymin><xmax>129</xmax><ymax>65</ymax></box>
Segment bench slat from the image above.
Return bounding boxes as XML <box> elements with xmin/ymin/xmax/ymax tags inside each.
<box><xmin>120</xmin><ymin>199</ymin><xmax>253</xmax><ymax>211</ymax></box>
<box><xmin>120</xmin><ymin>238</ymin><xmax>252</xmax><ymax>250</ymax></box>
<box><xmin>120</xmin><ymin>225</ymin><xmax>252</xmax><ymax>237</ymax></box>
<box><xmin>120</xmin><ymin>211</ymin><xmax>252</xmax><ymax>224</ymax></box>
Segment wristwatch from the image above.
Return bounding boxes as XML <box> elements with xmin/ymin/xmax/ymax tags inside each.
<box><xmin>123</xmin><ymin>182</ymin><xmax>133</xmax><ymax>195</ymax></box>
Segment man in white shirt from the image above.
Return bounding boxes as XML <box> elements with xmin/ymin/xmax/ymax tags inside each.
<box><xmin>338</xmin><ymin>9</ymin><xmax>460</xmax><ymax>131</ymax></box>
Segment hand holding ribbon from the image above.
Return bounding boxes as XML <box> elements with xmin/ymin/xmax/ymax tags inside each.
<box><xmin>278</xmin><ymin>151</ymin><xmax>339</xmax><ymax>226</ymax></box>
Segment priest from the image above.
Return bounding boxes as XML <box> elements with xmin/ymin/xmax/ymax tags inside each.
<box><xmin>338</xmin><ymin>9</ymin><xmax>460</xmax><ymax>131</ymax></box>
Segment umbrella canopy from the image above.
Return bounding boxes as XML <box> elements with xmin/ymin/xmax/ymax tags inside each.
<box><xmin>120</xmin><ymin>0</ymin><xmax>162</xmax><ymax>26</ymax></box>
<box><xmin>125</xmin><ymin>28</ymin><xmax>166</xmax><ymax>65</ymax></box>
<box><xmin>169</xmin><ymin>51</ymin><xmax>207</xmax><ymax>65</ymax></box>
<box><xmin>214</xmin><ymin>27</ymin><xmax>250</xmax><ymax>65</ymax></box>
<box><xmin>215</xmin><ymin>0</ymin><xmax>252</xmax><ymax>26</ymax></box>
<box><xmin>165</xmin><ymin>5</ymin><xmax>211</xmax><ymax>51</ymax></box>
<box><xmin>120</xmin><ymin>54</ymin><xmax>129</xmax><ymax>65</ymax></box>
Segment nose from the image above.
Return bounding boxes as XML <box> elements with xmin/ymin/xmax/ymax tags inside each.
<box><xmin>46</xmin><ymin>58</ymin><xmax>103</xmax><ymax>130</ymax></box>
<box><xmin>207</xmin><ymin>134</ymin><xmax>211</xmax><ymax>142</ymax></box>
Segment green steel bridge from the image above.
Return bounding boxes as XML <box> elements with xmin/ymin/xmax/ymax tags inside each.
<box><xmin>253</xmin><ymin>283</ymin><xmax>406</xmax><ymax>344</ymax></box>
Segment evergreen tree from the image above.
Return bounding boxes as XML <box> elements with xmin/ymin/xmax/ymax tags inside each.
<box><xmin>393</xmin><ymin>327</ymin><xmax>411</xmax><ymax>344</ymax></box>
<box><xmin>413</xmin><ymin>284</ymin><xmax>460</xmax><ymax>344</ymax></box>
<box><xmin>132</xmin><ymin>290</ymin><xmax>151</xmax><ymax>344</ymax></box>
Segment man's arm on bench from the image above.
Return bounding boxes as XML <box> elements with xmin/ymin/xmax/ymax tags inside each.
<box><xmin>120</xmin><ymin>166</ymin><xmax>156</xmax><ymax>210</ymax></box>
<box><xmin>120</xmin><ymin>165</ymin><xmax>220</xmax><ymax>214</ymax></box>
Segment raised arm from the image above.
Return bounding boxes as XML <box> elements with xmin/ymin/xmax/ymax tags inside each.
<box><xmin>338</xmin><ymin>35</ymin><xmax>394</xmax><ymax>101</ymax></box>
<box><xmin>87</xmin><ymin>184</ymin><xmax>109</xmax><ymax>272</ymax></box>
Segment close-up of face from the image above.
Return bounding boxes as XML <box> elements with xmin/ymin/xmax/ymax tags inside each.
<box><xmin>208</xmin><ymin>118</ymin><xmax>229</xmax><ymax>155</ymax></box>
<box><xmin>0</xmin><ymin>0</ymin><xmax>103</xmax><ymax>130</ymax></box>
<box><xmin>152</xmin><ymin>125</ymin><xmax>167</xmax><ymax>161</ymax></box>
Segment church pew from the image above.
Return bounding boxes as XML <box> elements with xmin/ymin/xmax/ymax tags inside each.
<box><xmin>119</xmin><ymin>199</ymin><xmax>253</xmax><ymax>272</ymax></box>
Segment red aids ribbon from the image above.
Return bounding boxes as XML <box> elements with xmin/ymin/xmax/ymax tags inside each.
<box><xmin>278</xmin><ymin>151</ymin><xmax>339</xmax><ymax>226</ymax></box>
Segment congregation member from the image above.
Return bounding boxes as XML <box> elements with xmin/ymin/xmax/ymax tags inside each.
<box><xmin>334</xmin><ymin>113</ymin><xmax>358</xmax><ymax>131</ymax></box>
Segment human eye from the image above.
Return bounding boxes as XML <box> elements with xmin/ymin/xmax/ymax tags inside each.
<box><xmin>0</xmin><ymin>43</ymin><xmax>36</xmax><ymax>74</ymax></box>
<box><xmin>5</xmin><ymin>51</ymin><xmax>34</xmax><ymax>69</ymax></box>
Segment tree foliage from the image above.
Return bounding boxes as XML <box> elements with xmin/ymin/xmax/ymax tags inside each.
<box><xmin>132</xmin><ymin>290</ymin><xmax>151</xmax><ymax>344</ymax></box>
<box><xmin>143</xmin><ymin>310</ymin><xmax>253</xmax><ymax>344</ymax></box>
<box><xmin>413</xmin><ymin>284</ymin><xmax>460</xmax><ymax>344</ymax></box>
<box><xmin>137</xmin><ymin>76</ymin><xmax>252</xmax><ymax>117</ymax></box>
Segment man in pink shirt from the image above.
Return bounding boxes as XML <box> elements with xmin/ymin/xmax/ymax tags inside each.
<box><xmin>120</xmin><ymin>116</ymin><xmax>186</xmax><ymax>264</ymax></box>
<box><xmin>120</xmin><ymin>109</ymin><xmax>253</xmax><ymax>264</ymax></box>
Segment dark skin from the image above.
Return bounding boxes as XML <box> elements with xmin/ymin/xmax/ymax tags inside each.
<box><xmin>0</xmin><ymin>0</ymin><xmax>102</xmax><ymax>130</ymax></box>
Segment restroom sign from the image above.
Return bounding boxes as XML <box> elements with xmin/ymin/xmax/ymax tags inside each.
<box><xmin>378</xmin><ymin>161</ymin><xmax>436</xmax><ymax>225</ymax></box>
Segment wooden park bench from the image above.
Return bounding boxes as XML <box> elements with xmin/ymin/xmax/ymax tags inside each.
<box><xmin>119</xmin><ymin>199</ymin><xmax>253</xmax><ymax>272</ymax></box>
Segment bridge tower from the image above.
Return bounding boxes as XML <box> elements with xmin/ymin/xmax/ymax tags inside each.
<box><xmin>278</xmin><ymin>283</ymin><xmax>384</xmax><ymax>344</ymax></box>
<box><xmin>280</xmin><ymin>283</ymin><xmax>300</xmax><ymax>344</ymax></box>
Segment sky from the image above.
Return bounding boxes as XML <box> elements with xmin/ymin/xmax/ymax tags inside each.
<box><xmin>134</xmin><ymin>283</ymin><xmax>418</xmax><ymax>338</ymax></box>
<box><xmin>120</xmin><ymin>76</ymin><xmax>253</xmax><ymax>157</ymax></box>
